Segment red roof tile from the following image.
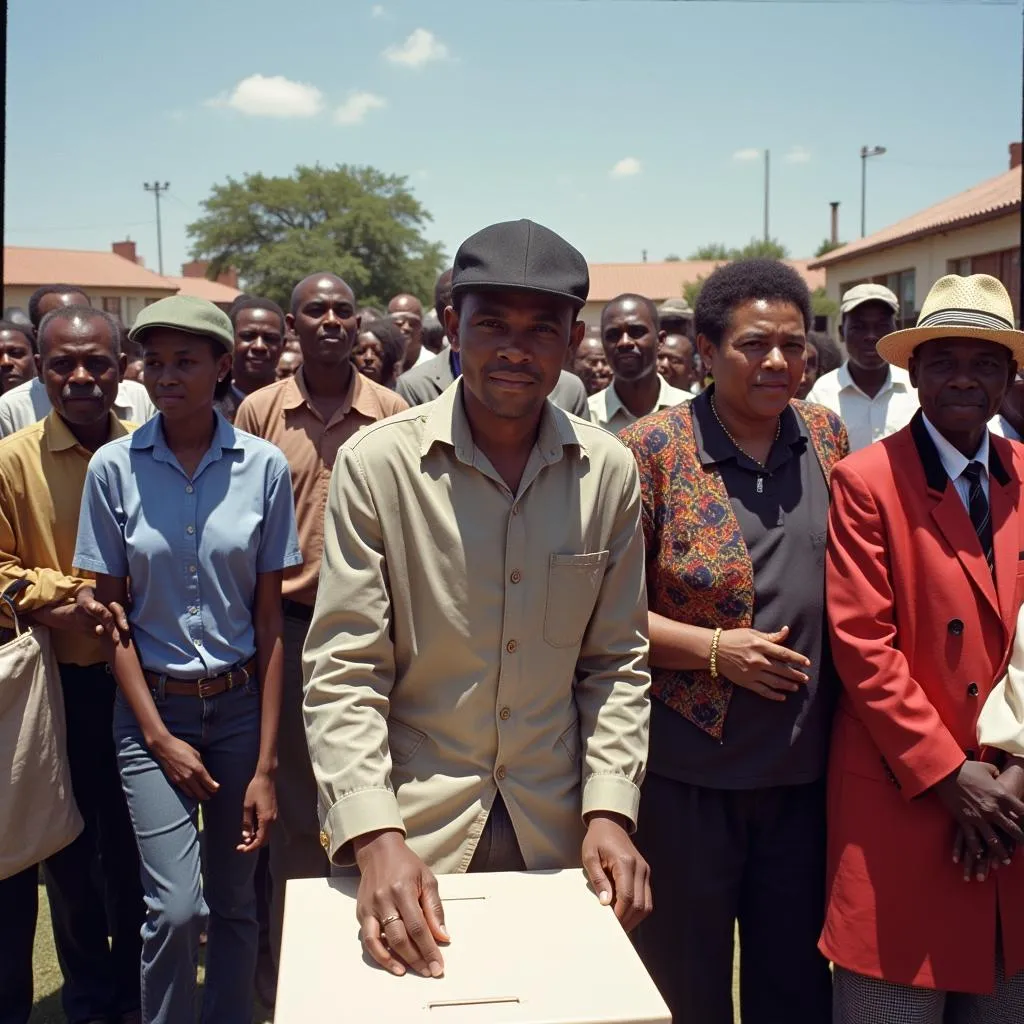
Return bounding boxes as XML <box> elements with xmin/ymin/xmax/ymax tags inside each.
<box><xmin>3</xmin><ymin>246</ymin><xmax>178</xmax><ymax>291</ymax></box>
<box><xmin>164</xmin><ymin>275</ymin><xmax>242</xmax><ymax>304</ymax></box>
<box><xmin>810</xmin><ymin>167</ymin><xmax>1021</xmax><ymax>269</ymax></box>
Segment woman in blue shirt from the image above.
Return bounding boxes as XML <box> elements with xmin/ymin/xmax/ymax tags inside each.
<box><xmin>74</xmin><ymin>296</ymin><xmax>301</xmax><ymax>1024</ymax></box>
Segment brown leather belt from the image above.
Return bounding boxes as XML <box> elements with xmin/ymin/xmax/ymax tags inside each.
<box><xmin>144</xmin><ymin>658</ymin><xmax>256</xmax><ymax>698</ymax></box>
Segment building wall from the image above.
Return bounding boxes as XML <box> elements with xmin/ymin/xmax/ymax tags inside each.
<box><xmin>2</xmin><ymin>286</ymin><xmax>176</xmax><ymax>325</ymax></box>
<box><xmin>822</xmin><ymin>215</ymin><xmax>1021</xmax><ymax>327</ymax></box>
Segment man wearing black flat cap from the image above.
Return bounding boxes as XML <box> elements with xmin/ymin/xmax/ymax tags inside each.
<box><xmin>302</xmin><ymin>219</ymin><xmax>653</xmax><ymax>980</ymax></box>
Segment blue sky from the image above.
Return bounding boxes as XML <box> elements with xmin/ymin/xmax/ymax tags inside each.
<box><xmin>6</xmin><ymin>0</ymin><xmax>1022</xmax><ymax>281</ymax></box>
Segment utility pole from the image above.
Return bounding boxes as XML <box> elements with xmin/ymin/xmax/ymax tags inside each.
<box><xmin>860</xmin><ymin>146</ymin><xmax>886</xmax><ymax>238</ymax></box>
<box><xmin>763</xmin><ymin>149</ymin><xmax>770</xmax><ymax>242</ymax></box>
<box><xmin>143</xmin><ymin>182</ymin><xmax>171</xmax><ymax>275</ymax></box>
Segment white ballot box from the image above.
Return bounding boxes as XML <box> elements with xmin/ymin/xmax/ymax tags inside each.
<box><xmin>276</xmin><ymin>869</ymin><xmax>671</xmax><ymax>1024</ymax></box>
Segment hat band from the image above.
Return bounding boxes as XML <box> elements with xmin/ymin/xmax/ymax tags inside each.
<box><xmin>917</xmin><ymin>306</ymin><xmax>1014</xmax><ymax>332</ymax></box>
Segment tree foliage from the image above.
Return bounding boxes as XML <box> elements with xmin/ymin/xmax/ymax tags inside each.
<box><xmin>688</xmin><ymin>238</ymin><xmax>789</xmax><ymax>262</ymax></box>
<box><xmin>664</xmin><ymin>253</ymin><xmax>682</xmax><ymax>262</ymax></box>
<box><xmin>811</xmin><ymin>286</ymin><xmax>839</xmax><ymax>320</ymax></box>
<box><xmin>683</xmin><ymin>276</ymin><xmax>707</xmax><ymax>309</ymax></box>
<box><xmin>187</xmin><ymin>164</ymin><xmax>446</xmax><ymax>309</ymax></box>
<box><xmin>814</xmin><ymin>238</ymin><xmax>846</xmax><ymax>258</ymax></box>
<box><xmin>688</xmin><ymin>243</ymin><xmax>731</xmax><ymax>261</ymax></box>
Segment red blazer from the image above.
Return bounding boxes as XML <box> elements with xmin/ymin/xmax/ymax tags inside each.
<box><xmin>823</xmin><ymin>413</ymin><xmax>1024</xmax><ymax>994</ymax></box>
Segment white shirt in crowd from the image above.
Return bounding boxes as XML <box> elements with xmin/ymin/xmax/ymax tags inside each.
<box><xmin>988</xmin><ymin>415</ymin><xmax>1021</xmax><ymax>442</ymax></box>
<box><xmin>0</xmin><ymin>377</ymin><xmax>157</xmax><ymax>438</ymax></box>
<box><xmin>805</xmin><ymin>363</ymin><xmax>919</xmax><ymax>452</ymax></box>
<box><xmin>922</xmin><ymin>412</ymin><xmax>989</xmax><ymax>508</ymax></box>
<box><xmin>588</xmin><ymin>375</ymin><xmax>692</xmax><ymax>433</ymax></box>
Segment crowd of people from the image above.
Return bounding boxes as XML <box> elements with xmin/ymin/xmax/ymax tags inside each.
<box><xmin>0</xmin><ymin>215</ymin><xmax>1023</xmax><ymax>1024</ymax></box>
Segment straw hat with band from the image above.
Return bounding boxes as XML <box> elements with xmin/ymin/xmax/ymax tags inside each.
<box><xmin>876</xmin><ymin>274</ymin><xmax>1024</xmax><ymax>371</ymax></box>
<box><xmin>128</xmin><ymin>295</ymin><xmax>235</xmax><ymax>355</ymax></box>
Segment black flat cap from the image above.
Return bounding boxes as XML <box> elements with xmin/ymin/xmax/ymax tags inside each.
<box><xmin>451</xmin><ymin>219</ymin><xmax>589</xmax><ymax>311</ymax></box>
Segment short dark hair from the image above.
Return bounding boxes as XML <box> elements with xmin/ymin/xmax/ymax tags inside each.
<box><xmin>358</xmin><ymin>318</ymin><xmax>405</xmax><ymax>380</ymax></box>
<box><xmin>0</xmin><ymin>319</ymin><xmax>37</xmax><ymax>352</ymax></box>
<box><xmin>421</xmin><ymin>312</ymin><xmax>445</xmax><ymax>353</ymax></box>
<box><xmin>806</xmin><ymin>330</ymin><xmax>843</xmax><ymax>376</ymax></box>
<box><xmin>601</xmin><ymin>293</ymin><xmax>660</xmax><ymax>329</ymax></box>
<box><xmin>36</xmin><ymin>306</ymin><xmax>121</xmax><ymax>359</ymax></box>
<box><xmin>358</xmin><ymin>306</ymin><xmax>385</xmax><ymax>321</ymax></box>
<box><xmin>229</xmin><ymin>295</ymin><xmax>286</xmax><ymax>333</ymax></box>
<box><xmin>28</xmin><ymin>285</ymin><xmax>92</xmax><ymax>329</ymax></box>
<box><xmin>434</xmin><ymin>268</ymin><xmax>454</xmax><ymax>323</ymax></box>
<box><xmin>695</xmin><ymin>259</ymin><xmax>812</xmax><ymax>347</ymax></box>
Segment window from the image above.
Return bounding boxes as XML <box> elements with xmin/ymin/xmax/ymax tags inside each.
<box><xmin>964</xmin><ymin>248</ymin><xmax>1020</xmax><ymax>324</ymax></box>
<box><xmin>101</xmin><ymin>296</ymin><xmax>122</xmax><ymax>318</ymax></box>
<box><xmin>866</xmin><ymin>269</ymin><xmax>916</xmax><ymax>328</ymax></box>
<box><xmin>947</xmin><ymin>257</ymin><xmax>971</xmax><ymax>276</ymax></box>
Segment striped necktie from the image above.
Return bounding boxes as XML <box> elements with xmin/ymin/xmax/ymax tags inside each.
<box><xmin>962</xmin><ymin>461</ymin><xmax>993</xmax><ymax>573</ymax></box>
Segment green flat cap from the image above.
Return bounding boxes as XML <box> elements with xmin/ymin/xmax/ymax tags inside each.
<box><xmin>129</xmin><ymin>295</ymin><xmax>234</xmax><ymax>354</ymax></box>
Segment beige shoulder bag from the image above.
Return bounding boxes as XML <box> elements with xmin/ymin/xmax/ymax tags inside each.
<box><xmin>0</xmin><ymin>580</ymin><xmax>83</xmax><ymax>879</ymax></box>
<box><xmin>978</xmin><ymin>600</ymin><xmax>1024</xmax><ymax>757</ymax></box>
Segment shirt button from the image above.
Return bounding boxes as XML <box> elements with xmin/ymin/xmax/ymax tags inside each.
<box><xmin>185</xmin><ymin>485</ymin><xmax>194</xmax><ymax>494</ymax></box>
<box><xmin>495</xmin><ymin>765</ymin><xmax>507</xmax><ymax>781</ymax></box>
<box><xmin>967</xmin><ymin>682</ymin><xmax>980</xmax><ymax>698</ymax></box>
<box><xmin>499</xmin><ymin>706</ymin><xmax>511</xmax><ymax>721</ymax></box>
<box><xmin>505</xmin><ymin>640</ymin><xmax>518</xmax><ymax>654</ymax></box>
<box><xmin>195</xmin><ymin>638</ymin><xmax>203</xmax><ymax>647</ymax></box>
<box><xmin>512</xmin><ymin>505</ymin><xmax>520</xmax><ymax>516</ymax></box>
<box><xmin>186</xmin><ymin>526</ymin><xmax>195</xmax><ymax>535</ymax></box>
<box><xmin>189</xmin><ymin>565</ymin><xmax>197</xmax><ymax>574</ymax></box>
<box><xmin>510</xmin><ymin>570</ymin><xmax>522</xmax><ymax>584</ymax></box>
<box><xmin>189</xmin><ymin>606</ymin><xmax>198</xmax><ymax>616</ymax></box>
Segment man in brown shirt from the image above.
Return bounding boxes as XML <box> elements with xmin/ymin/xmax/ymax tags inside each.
<box><xmin>234</xmin><ymin>272</ymin><xmax>407</xmax><ymax>988</ymax></box>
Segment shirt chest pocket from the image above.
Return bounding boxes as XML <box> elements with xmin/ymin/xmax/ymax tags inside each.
<box><xmin>543</xmin><ymin>551</ymin><xmax>610</xmax><ymax>649</ymax></box>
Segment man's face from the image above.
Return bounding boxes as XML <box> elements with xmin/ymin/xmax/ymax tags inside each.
<box><xmin>909</xmin><ymin>338</ymin><xmax>1014</xmax><ymax>443</ymax></box>
<box><xmin>39</xmin><ymin>316</ymin><xmax>121</xmax><ymax>427</ymax></box>
<box><xmin>287</xmin><ymin>276</ymin><xmax>359</xmax><ymax>370</ymax></box>
<box><xmin>447</xmin><ymin>289</ymin><xmax>583</xmax><ymax>421</ymax></box>
<box><xmin>657</xmin><ymin>334</ymin><xmax>697</xmax><ymax>392</ymax></box>
<box><xmin>797</xmin><ymin>342</ymin><xmax>819</xmax><ymax>399</ymax></box>
<box><xmin>277</xmin><ymin>350</ymin><xmax>303</xmax><ymax>379</ymax></box>
<box><xmin>36</xmin><ymin>290</ymin><xmax>90</xmax><ymax>325</ymax></box>
<box><xmin>698</xmin><ymin>299</ymin><xmax>807</xmax><ymax>420</ymax></box>
<box><xmin>388</xmin><ymin>295</ymin><xmax>423</xmax><ymax>355</ymax></box>
<box><xmin>352</xmin><ymin>331</ymin><xmax>387</xmax><ymax>384</ymax></box>
<box><xmin>601</xmin><ymin>299</ymin><xmax>661</xmax><ymax>383</ymax></box>
<box><xmin>0</xmin><ymin>328</ymin><xmax>36</xmax><ymax>393</ymax></box>
<box><xmin>573</xmin><ymin>336</ymin><xmax>613</xmax><ymax>395</ymax></box>
<box><xmin>842</xmin><ymin>301</ymin><xmax>897</xmax><ymax>374</ymax></box>
<box><xmin>233</xmin><ymin>308</ymin><xmax>284</xmax><ymax>390</ymax></box>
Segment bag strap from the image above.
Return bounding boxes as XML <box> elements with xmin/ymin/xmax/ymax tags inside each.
<box><xmin>0</xmin><ymin>579</ymin><xmax>31</xmax><ymax>637</ymax></box>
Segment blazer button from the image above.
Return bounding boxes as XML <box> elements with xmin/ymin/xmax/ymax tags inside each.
<box><xmin>495</xmin><ymin>765</ymin><xmax>507</xmax><ymax>781</ymax></box>
<box><xmin>967</xmin><ymin>683</ymin><xmax>980</xmax><ymax>698</ymax></box>
<box><xmin>948</xmin><ymin>619</ymin><xmax>964</xmax><ymax>636</ymax></box>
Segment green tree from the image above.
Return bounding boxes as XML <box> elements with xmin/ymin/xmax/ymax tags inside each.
<box><xmin>688</xmin><ymin>243</ymin><xmax>731</xmax><ymax>261</ymax></box>
<box><xmin>814</xmin><ymin>238</ymin><xmax>846</xmax><ymax>258</ymax></box>
<box><xmin>730</xmin><ymin>237</ymin><xmax>789</xmax><ymax>261</ymax></box>
<box><xmin>187</xmin><ymin>164</ymin><xmax>445</xmax><ymax>309</ymax></box>
<box><xmin>811</xmin><ymin>286</ymin><xmax>839</xmax><ymax>320</ymax></box>
<box><xmin>664</xmin><ymin>253</ymin><xmax>682</xmax><ymax>262</ymax></box>
<box><xmin>683</xmin><ymin>276</ymin><xmax>706</xmax><ymax>309</ymax></box>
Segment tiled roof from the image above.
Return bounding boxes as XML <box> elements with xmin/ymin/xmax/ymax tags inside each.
<box><xmin>3</xmin><ymin>246</ymin><xmax>178</xmax><ymax>291</ymax></box>
<box><xmin>165</xmin><ymin>275</ymin><xmax>242</xmax><ymax>304</ymax></box>
<box><xmin>586</xmin><ymin>260</ymin><xmax>824</xmax><ymax>303</ymax></box>
<box><xmin>810</xmin><ymin>167</ymin><xmax>1021</xmax><ymax>269</ymax></box>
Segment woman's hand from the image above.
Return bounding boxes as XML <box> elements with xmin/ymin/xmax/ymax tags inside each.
<box><xmin>716</xmin><ymin>625</ymin><xmax>811</xmax><ymax>701</ymax></box>
<box><xmin>238</xmin><ymin>771</ymin><xmax>277</xmax><ymax>852</ymax></box>
<box><xmin>150</xmin><ymin>734</ymin><xmax>220</xmax><ymax>800</ymax></box>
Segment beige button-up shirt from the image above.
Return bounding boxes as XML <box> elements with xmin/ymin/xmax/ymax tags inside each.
<box><xmin>588</xmin><ymin>375</ymin><xmax>692</xmax><ymax>434</ymax></box>
<box><xmin>303</xmin><ymin>380</ymin><xmax>651</xmax><ymax>874</ymax></box>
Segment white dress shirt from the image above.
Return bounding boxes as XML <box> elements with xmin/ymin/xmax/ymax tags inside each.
<box><xmin>0</xmin><ymin>377</ymin><xmax>156</xmax><ymax>438</ymax></box>
<box><xmin>921</xmin><ymin>413</ymin><xmax>989</xmax><ymax>509</ymax></box>
<box><xmin>805</xmin><ymin>363</ymin><xmax>919</xmax><ymax>452</ymax></box>
<box><xmin>988</xmin><ymin>414</ymin><xmax>1021</xmax><ymax>442</ymax></box>
<box><xmin>587</xmin><ymin>374</ymin><xmax>692</xmax><ymax>433</ymax></box>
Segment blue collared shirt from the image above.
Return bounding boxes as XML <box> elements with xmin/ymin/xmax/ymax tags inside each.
<box><xmin>74</xmin><ymin>412</ymin><xmax>302</xmax><ymax>678</ymax></box>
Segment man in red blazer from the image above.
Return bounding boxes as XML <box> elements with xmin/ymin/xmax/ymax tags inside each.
<box><xmin>825</xmin><ymin>274</ymin><xmax>1024</xmax><ymax>1020</ymax></box>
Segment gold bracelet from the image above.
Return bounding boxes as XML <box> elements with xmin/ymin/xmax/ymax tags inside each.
<box><xmin>709</xmin><ymin>627</ymin><xmax>723</xmax><ymax>679</ymax></box>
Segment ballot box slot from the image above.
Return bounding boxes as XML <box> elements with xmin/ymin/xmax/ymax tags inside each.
<box><xmin>441</xmin><ymin>896</ymin><xmax>486</xmax><ymax>902</ymax></box>
<box><xmin>428</xmin><ymin>997</ymin><xmax>520</xmax><ymax>1010</ymax></box>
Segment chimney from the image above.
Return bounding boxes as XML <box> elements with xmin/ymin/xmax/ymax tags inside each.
<box><xmin>112</xmin><ymin>239</ymin><xmax>138</xmax><ymax>264</ymax></box>
<box><xmin>181</xmin><ymin>259</ymin><xmax>210</xmax><ymax>279</ymax></box>
<box><xmin>1010</xmin><ymin>142</ymin><xmax>1022</xmax><ymax>170</ymax></box>
<box><xmin>829</xmin><ymin>202</ymin><xmax>840</xmax><ymax>245</ymax></box>
<box><xmin>216</xmin><ymin>267</ymin><xmax>239</xmax><ymax>289</ymax></box>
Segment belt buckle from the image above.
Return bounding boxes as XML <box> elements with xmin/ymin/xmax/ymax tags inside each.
<box><xmin>198</xmin><ymin>676</ymin><xmax>218</xmax><ymax>699</ymax></box>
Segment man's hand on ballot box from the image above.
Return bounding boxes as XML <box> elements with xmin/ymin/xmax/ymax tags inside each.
<box><xmin>582</xmin><ymin>812</ymin><xmax>653</xmax><ymax>934</ymax></box>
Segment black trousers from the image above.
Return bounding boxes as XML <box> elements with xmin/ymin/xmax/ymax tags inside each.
<box><xmin>632</xmin><ymin>773</ymin><xmax>833</xmax><ymax>1024</ymax></box>
<box><xmin>0</xmin><ymin>663</ymin><xmax>143</xmax><ymax>1024</ymax></box>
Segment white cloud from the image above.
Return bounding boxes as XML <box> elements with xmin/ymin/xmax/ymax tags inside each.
<box><xmin>733</xmin><ymin>148</ymin><xmax>762</xmax><ymax>162</ymax></box>
<box><xmin>209</xmin><ymin>74</ymin><xmax>323</xmax><ymax>118</ymax></box>
<box><xmin>610</xmin><ymin>157</ymin><xmax>642</xmax><ymax>179</ymax></box>
<box><xmin>371</xmin><ymin>4</ymin><xmax>386</xmax><ymax>15</ymax></box>
<box><xmin>384</xmin><ymin>28</ymin><xmax>449</xmax><ymax>68</ymax></box>
<box><xmin>785</xmin><ymin>145</ymin><xmax>812</xmax><ymax>164</ymax></box>
<box><xmin>334</xmin><ymin>91</ymin><xmax>387</xmax><ymax>126</ymax></box>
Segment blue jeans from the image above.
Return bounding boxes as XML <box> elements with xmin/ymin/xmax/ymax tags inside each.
<box><xmin>114</xmin><ymin>677</ymin><xmax>261</xmax><ymax>1024</ymax></box>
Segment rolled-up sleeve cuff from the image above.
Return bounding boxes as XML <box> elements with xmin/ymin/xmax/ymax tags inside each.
<box><xmin>581</xmin><ymin>773</ymin><xmax>641</xmax><ymax>833</ymax></box>
<box><xmin>322</xmin><ymin>788</ymin><xmax>406</xmax><ymax>867</ymax></box>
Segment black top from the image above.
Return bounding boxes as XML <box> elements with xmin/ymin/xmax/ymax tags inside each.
<box><xmin>648</xmin><ymin>391</ymin><xmax>837</xmax><ymax>789</ymax></box>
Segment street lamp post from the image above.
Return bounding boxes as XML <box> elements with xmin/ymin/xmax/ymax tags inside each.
<box><xmin>860</xmin><ymin>145</ymin><xmax>886</xmax><ymax>238</ymax></box>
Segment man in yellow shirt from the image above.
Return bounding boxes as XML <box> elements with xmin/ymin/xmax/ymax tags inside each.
<box><xmin>0</xmin><ymin>306</ymin><xmax>142</xmax><ymax>1024</ymax></box>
